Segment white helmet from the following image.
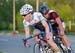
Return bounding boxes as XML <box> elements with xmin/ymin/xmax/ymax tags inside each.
<box><xmin>20</xmin><ymin>4</ymin><xmax>33</xmax><ymax>15</ymax></box>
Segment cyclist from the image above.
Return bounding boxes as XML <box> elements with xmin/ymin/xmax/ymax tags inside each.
<box><xmin>39</xmin><ymin>4</ymin><xmax>71</xmax><ymax>53</ymax></box>
<box><xmin>20</xmin><ymin>4</ymin><xmax>61</xmax><ymax>53</ymax></box>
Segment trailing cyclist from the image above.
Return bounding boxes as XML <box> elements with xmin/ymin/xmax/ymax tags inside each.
<box><xmin>39</xmin><ymin>4</ymin><xmax>71</xmax><ymax>53</ymax></box>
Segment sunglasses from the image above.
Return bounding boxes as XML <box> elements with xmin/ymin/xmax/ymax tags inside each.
<box><xmin>22</xmin><ymin>12</ymin><xmax>33</xmax><ymax>17</ymax></box>
<box><xmin>22</xmin><ymin>14</ymin><xmax>28</xmax><ymax>17</ymax></box>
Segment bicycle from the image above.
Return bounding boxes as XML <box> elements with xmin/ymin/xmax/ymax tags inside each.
<box><xmin>33</xmin><ymin>32</ymin><xmax>65</xmax><ymax>53</ymax></box>
<box><xmin>33</xmin><ymin>32</ymin><xmax>56</xmax><ymax>53</ymax></box>
<box><xmin>23</xmin><ymin>32</ymin><xmax>54</xmax><ymax>53</ymax></box>
<box><xmin>33</xmin><ymin>32</ymin><xmax>74</xmax><ymax>53</ymax></box>
<box><xmin>33</xmin><ymin>20</ymin><xmax>74</xmax><ymax>53</ymax></box>
<box><xmin>23</xmin><ymin>21</ymin><xmax>74</xmax><ymax>53</ymax></box>
<box><xmin>48</xmin><ymin>20</ymin><xmax>74</xmax><ymax>53</ymax></box>
<box><xmin>22</xmin><ymin>31</ymin><xmax>74</xmax><ymax>53</ymax></box>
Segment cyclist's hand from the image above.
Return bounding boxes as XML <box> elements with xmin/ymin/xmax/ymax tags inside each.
<box><xmin>24</xmin><ymin>40</ymin><xmax>30</xmax><ymax>48</ymax></box>
<box><xmin>25</xmin><ymin>40</ymin><xmax>30</xmax><ymax>48</ymax></box>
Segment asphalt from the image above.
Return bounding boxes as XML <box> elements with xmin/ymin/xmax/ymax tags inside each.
<box><xmin>0</xmin><ymin>34</ymin><xmax>75</xmax><ymax>53</ymax></box>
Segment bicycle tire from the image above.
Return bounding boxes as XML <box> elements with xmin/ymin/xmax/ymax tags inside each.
<box><xmin>67</xmin><ymin>46</ymin><xmax>74</xmax><ymax>53</ymax></box>
<box><xmin>33</xmin><ymin>43</ymin><xmax>54</xmax><ymax>53</ymax></box>
<box><xmin>33</xmin><ymin>43</ymin><xmax>45</xmax><ymax>53</ymax></box>
<box><xmin>53</xmin><ymin>36</ymin><xmax>68</xmax><ymax>53</ymax></box>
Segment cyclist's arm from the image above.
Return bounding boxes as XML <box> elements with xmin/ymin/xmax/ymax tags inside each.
<box><xmin>24</xmin><ymin>27</ymin><xmax>30</xmax><ymax>38</ymax></box>
<box><xmin>38</xmin><ymin>12</ymin><xmax>50</xmax><ymax>34</ymax></box>
<box><xmin>56</xmin><ymin>17</ymin><xmax>64</xmax><ymax>32</ymax></box>
<box><xmin>24</xmin><ymin>27</ymin><xmax>30</xmax><ymax>48</ymax></box>
<box><xmin>41</xmin><ymin>20</ymin><xmax>50</xmax><ymax>34</ymax></box>
<box><xmin>23</xmin><ymin>20</ymin><xmax>30</xmax><ymax>38</ymax></box>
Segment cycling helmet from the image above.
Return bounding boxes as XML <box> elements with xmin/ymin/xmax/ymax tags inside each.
<box><xmin>20</xmin><ymin>4</ymin><xmax>33</xmax><ymax>16</ymax></box>
<box><xmin>39</xmin><ymin>5</ymin><xmax>49</xmax><ymax>14</ymax></box>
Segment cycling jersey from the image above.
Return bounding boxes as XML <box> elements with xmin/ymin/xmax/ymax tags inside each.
<box><xmin>23</xmin><ymin>12</ymin><xmax>47</xmax><ymax>31</ymax></box>
<box><xmin>46</xmin><ymin>10</ymin><xmax>65</xmax><ymax>28</ymax></box>
<box><xmin>46</xmin><ymin>10</ymin><xmax>65</xmax><ymax>34</ymax></box>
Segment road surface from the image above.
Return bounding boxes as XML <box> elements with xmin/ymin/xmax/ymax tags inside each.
<box><xmin>0</xmin><ymin>34</ymin><xmax>75</xmax><ymax>53</ymax></box>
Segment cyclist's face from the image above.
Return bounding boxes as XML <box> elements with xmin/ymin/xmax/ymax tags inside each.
<box><xmin>23</xmin><ymin>13</ymin><xmax>32</xmax><ymax>21</ymax></box>
<box><xmin>43</xmin><ymin>13</ymin><xmax>49</xmax><ymax>19</ymax></box>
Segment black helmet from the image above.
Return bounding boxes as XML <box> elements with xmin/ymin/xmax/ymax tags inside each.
<box><xmin>39</xmin><ymin>5</ymin><xmax>49</xmax><ymax>14</ymax></box>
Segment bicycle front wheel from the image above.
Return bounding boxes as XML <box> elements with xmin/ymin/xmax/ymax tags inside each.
<box><xmin>33</xmin><ymin>43</ymin><xmax>46</xmax><ymax>53</ymax></box>
<box><xmin>33</xmin><ymin>43</ymin><xmax>54</xmax><ymax>53</ymax></box>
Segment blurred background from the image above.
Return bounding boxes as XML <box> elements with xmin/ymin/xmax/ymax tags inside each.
<box><xmin>0</xmin><ymin>0</ymin><xmax>75</xmax><ymax>34</ymax></box>
<box><xmin>0</xmin><ymin>0</ymin><xmax>75</xmax><ymax>53</ymax></box>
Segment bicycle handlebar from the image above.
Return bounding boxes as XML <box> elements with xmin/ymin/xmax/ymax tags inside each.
<box><xmin>24</xmin><ymin>33</ymin><xmax>41</xmax><ymax>41</ymax></box>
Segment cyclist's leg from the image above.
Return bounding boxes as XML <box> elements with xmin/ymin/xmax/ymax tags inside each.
<box><xmin>53</xmin><ymin>26</ymin><xmax>71</xmax><ymax>53</ymax></box>
<box><xmin>61</xmin><ymin>22</ymin><xmax>71</xmax><ymax>50</ymax></box>
<box><xmin>61</xmin><ymin>35</ymin><xmax>71</xmax><ymax>50</ymax></box>
<box><xmin>33</xmin><ymin>29</ymin><xmax>40</xmax><ymax>43</ymax></box>
<box><xmin>45</xmin><ymin>32</ymin><xmax>60</xmax><ymax>53</ymax></box>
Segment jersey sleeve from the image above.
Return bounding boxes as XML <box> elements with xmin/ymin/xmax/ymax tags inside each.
<box><xmin>38</xmin><ymin>13</ymin><xmax>46</xmax><ymax>22</ymax></box>
<box><xmin>33</xmin><ymin>12</ymin><xmax>46</xmax><ymax>22</ymax></box>
<box><xmin>51</xmin><ymin>12</ymin><xmax>59</xmax><ymax>19</ymax></box>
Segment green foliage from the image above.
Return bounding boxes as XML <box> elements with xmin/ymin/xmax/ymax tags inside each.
<box><xmin>46</xmin><ymin>0</ymin><xmax>75</xmax><ymax>32</ymax></box>
<box><xmin>0</xmin><ymin>51</ymin><xmax>3</xmax><ymax>53</ymax></box>
<box><xmin>16</xmin><ymin>12</ymin><xmax>23</xmax><ymax>31</ymax></box>
<box><xmin>9</xmin><ymin>23</ymin><xmax>13</xmax><ymax>30</ymax></box>
<box><xmin>58</xmin><ymin>5</ymin><xmax>72</xmax><ymax>18</ymax></box>
<box><xmin>0</xmin><ymin>0</ymin><xmax>13</xmax><ymax>30</ymax></box>
<box><xmin>0</xmin><ymin>0</ymin><xmax>75</xmax><ymax>32</ymax></box>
